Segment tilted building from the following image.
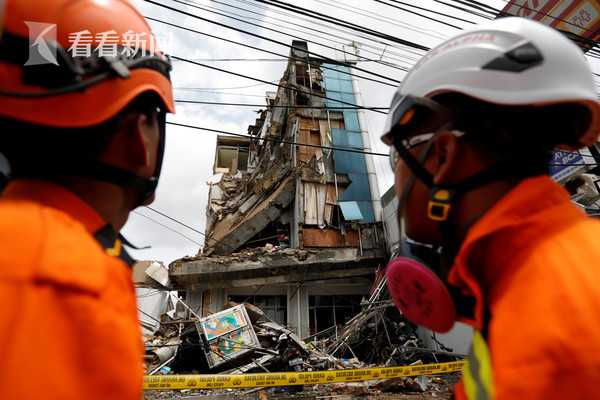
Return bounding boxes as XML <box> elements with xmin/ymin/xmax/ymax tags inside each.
<box><xmin>169</xmin><ymin>41</ymin><xmax>386</xmax><ymax>338</ymax></box>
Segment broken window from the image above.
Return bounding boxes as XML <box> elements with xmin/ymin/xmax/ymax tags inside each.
<box><xmin>215</xmin><ymin>145</ymin><xmax>249</xmax><ymax>174</ymax></box>
<box><xmin>229</xmin><ymin>295</ymin><xmax>287</xmax><ymax>326</ymax></box>
<box><xmin>296</xmin><ymin>63</ymin><xmax>308</xmax><ymax>87</ymax></box>
<box><xmin>308</xmin><ymin>295</ymin><xmax>363</xmax><ymax>335</ymax></box>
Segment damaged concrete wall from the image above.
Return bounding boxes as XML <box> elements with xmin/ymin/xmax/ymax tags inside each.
<box><xmin>173</xmin><ymin>41</ymin><xmax>387</xmax><ymax>337</ymax></box>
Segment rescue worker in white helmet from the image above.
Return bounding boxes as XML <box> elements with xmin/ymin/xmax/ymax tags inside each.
<box><xmin>382</xmin><ymin>17</ymin><xmax>600</xmax><ymax>399</ymax></box>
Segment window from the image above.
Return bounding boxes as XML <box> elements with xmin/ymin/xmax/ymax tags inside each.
<box><xmin>214</xmin><ymin>145</ymin><xmax>249</xmax><ymax>174</ymax></box>
<box><xmin>308</xmin><ymin>295</ymin><xmax>363</xmax><ymax>335</ymax></box>
<box><xmin>229</xmin><ymin>295</ymin><xmax>287</xmax><ymax>326</ymax></box>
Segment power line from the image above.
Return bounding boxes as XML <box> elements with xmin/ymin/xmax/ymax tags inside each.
<box><xmin>145</xmin><ymin>0</ymin><xmax>402</xmax><ymax>86</ymax></box>
<box><xmin>449</xmin><ymin>0</ymin><xmax>498</xmax><ymax>15</ymax></box>
<box><xmin>477</xmin><ymin>0</ymin><xmax>600</xmax><ymax>49</ymax></box>
<box><xmin>173</xmin><ymin>89</ymin><xmax>271</xmax><ymax>98</ymax></box>
<box><xmin>174</xmin><ymin>99</ymin><xmax>389</xmax><ymax>110</ymax></box>
<box><xmin>167</xmin><ymin>121</ymin><xmax>391</xmax><ymax>157</ymax></box>
<box><xmin>145</xmin><ymin>206</ymin><xmax>207</xmax><ymax>237</ymax></box>
<box><xmin>171</xmin><ymin>55</ymin><xmax>389</xmax><ymax>114</ymax></box>
<box><xmin>227</xmin><ymin>0</ymin><xmax>434</xmax><ymax>57</ymax></box>
<box><xmin>173</xmin><ymin>80</ymin><xmax>277</xmax><ymax>90</ymax></box>
<box><xmin>167</xmin><ymin>120</ymin><xmax>600</xmax><ymax>166</ymax></box>
<box><xmin>186</xmin><ymin>58</ymin><xmax>288</xmax><ymax>62</ymax></box>
<box><xmin>145</xmin><ymin>16</ymin><xmax>400</xmax><ymax>95</ymax></box>
<box><xmin>151</xmin><ymin>26</ymin><xmax>397</xmax><ymax>90</ymax></box>
<box><xmin>170</xmin><ymin>122</ymin><xmax>600</xmax><ymax>167</ymax></box>
<box><xmin>248</xmin><ymin>0</ymin><xmax>431</xmax><ymax>51</ymax></box>
<box><xmin>132</xmin><ymin>210</ymin><xmax>204</xmax><ymax>246</ymax></box>
<box><xmin>431</xmin><ymin>0</ymin><xmax>495</xmax><ymax>20</ymax></box>
<box><xmin>205</xmin><ymin>0</ymin><xmax>423</xmax><ymax>66</ymax></box>
<box><xmin>375</xmin><ymin>0</ymin><xmax>476</xmax><ymax>28</ymax></box>
<box><xmin>312</xmin><ymin>0</ymin><xmax>449</xmax><ymax>41</ymax></box>
<box><xmin>177</xmin><ymin>0</ymin><xmax>409</xmax><ymax>75</ymax></box>
<box><xmin>182</xmin><ymin>0</ymin><xmax>412</xmax><ymax>73</ymax></box>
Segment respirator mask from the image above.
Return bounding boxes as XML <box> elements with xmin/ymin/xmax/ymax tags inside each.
<box><xmin>383</xmin><ymin>94</ymin><xmax>501</xmax><ymax>333</ymax></box>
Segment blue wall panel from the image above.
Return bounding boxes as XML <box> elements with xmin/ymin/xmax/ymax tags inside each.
<box><xmin>324</xmin><ymin>64</ymin><xmax>375</xmax><ymax>223</ymax></box>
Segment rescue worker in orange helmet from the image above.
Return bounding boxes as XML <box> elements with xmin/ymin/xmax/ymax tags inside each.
<box><xmin>382</xmin><ymin>17</ymin><xmax>600</xmax><ymax>399</ymax></box>
<box><xmin>0</xmin><ymin>0</ymin><xmax>174</xmax><ymax>398</ymax></box>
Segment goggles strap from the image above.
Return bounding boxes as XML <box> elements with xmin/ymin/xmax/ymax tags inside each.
<box><xmin>397</xmin><ymin>139</ymin><xmax>435</xmax><ymax>257</ymax></box>
<box><xmin>393</xmin><ymin>136</ymin><xmax>435</xmax><ymax>187</ymax></box>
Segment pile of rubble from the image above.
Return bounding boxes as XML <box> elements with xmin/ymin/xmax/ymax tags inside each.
<box><xmin>142</xmin><ymin>278</ymin><xmax>463</xmax><ymax>399</ymax></box>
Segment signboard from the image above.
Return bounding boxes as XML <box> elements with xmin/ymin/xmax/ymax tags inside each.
<box><xmin>196</xmin><ymin>305</ymin><xmax>260</xmax><ymax>368</ymax></box>
<box><xmin>499</xmin><ymin>1</ymin><xmax>600</xmax><ymax>47</ymax></box>
<box><xmin>550</xmin><ymin>148</ymin><xmax>595</xmax><ymax>183</ymax></box>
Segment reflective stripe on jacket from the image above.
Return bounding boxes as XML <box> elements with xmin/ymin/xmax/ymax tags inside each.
<box><xmin>451</xmin><ymin>176</ymin><xmax>600</xmax><ymax>399</ymax></box>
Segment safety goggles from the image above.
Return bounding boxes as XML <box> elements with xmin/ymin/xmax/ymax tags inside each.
<box><xmin>384</xmin><ymin>95</ymin><xmax>453</xmax><ymax>171</ymax></box>
<box><xmin>382</xmin><ymin>94</ymin><xmax>453</xmax><ymax>147</ymax></box>
<box><xmin>389</xmin><ymin>133</ymin><xmax>435</xmax><ymax>171</ymax></box>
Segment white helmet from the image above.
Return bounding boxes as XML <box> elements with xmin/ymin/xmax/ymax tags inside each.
<box><xmin>383</xmin><ymin>17</ymin><xmax>600</xmax><ymax>148</ymax></box>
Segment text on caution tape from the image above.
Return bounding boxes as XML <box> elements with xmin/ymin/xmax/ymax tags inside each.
<box><xmin>144</xmin><ymin>360</ymin><xmax>465</xmax><ymax>390</ymax></box>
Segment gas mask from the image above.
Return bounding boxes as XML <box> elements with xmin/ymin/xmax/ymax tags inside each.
<box><xmin>385</xmin><ymin>126</ymin><xmax>457</xmax><ymax>333</ymax></box>
<box><xmin>382</xmin><ymin>95</ymin><xmax>499</xmax><ymax>333</ymax></box>
<box><xmin>387</xmin><ymin>238</ymin><xmax>457</xmax><ymax>333</ymax></box>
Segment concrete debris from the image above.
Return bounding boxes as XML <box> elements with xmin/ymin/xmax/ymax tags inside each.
<box><xmin>133</xmin><ymin>261</ymin><xmax>170</xmax><ymax>289</ymax></box>
<box><xmin>143</xmin><ymin>287</ymin><xmax>462</xmax><ymax>398</ymax></box>
<box><xmin>171</xmin><ymin>244</ymin><xmax>383</xmax><ymax>290</ymax></box>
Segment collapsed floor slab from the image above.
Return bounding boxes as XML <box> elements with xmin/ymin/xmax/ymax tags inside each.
<box><xmin>170</xmin><ymin>247</ymin><xmax>385</xmax><ymax>290</ymax></box>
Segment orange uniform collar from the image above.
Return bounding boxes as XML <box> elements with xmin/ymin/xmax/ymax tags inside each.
<box><xmin>448</xmin><ymin>175</ymin><xmax>587</xmax><ymax>330</ymax></box>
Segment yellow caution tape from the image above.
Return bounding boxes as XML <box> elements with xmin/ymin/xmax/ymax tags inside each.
<box><xmin>144</xmin><ymin>361</ymin><xmax>465</xmax><ymax>390</ymax></box>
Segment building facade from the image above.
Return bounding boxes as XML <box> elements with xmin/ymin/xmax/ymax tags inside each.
<box><xmin>169</xmin><ymin>41</ymin><xmax>386</xmax><ymax>338</ymax></box>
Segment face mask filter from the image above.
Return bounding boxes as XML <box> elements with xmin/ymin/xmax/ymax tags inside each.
<box><xmin>386</xmin><ymin>239</ymin><xmax>456</xmax><ymax>333</ymax></box>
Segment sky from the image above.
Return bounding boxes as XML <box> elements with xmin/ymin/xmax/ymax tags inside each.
<box><xmin>121</xmin><ymin>0</ymin><xmax>600</xmax><ymax>265</ymax></box>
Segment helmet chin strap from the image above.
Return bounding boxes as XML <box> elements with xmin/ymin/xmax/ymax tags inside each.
<box><xmin>33</xmin><ymin>112</ymin><xmax>167</xmax><ymax>209</ymax></box>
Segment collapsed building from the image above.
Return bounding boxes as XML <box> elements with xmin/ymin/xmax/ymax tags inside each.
<box><xmin>170</xmin><ymin>41</ymin><xmax>386</xmax><ymax>339</ymax></box>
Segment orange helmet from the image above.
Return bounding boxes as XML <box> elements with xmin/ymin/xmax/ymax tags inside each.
<box><xmin>0</xmin><ymin>0</ymin><xmax>174</xmax><ymax>128</ymax></box>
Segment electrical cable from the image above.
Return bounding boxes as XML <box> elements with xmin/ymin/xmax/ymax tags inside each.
<box><xmin>227</xmin><ymin>0</ymin><xmax>434</xmax><ymax>57</ymax></box>
<box><xmin>312</xmin><ymin>0</ymin><xmax>449</xmax><ymax>41</ymax></box>
<box><xmin>167</xmin><ymin>121</ymin><xmax>391</xmax><ymax>157</ymax></box>
<box><xmin>145</xmin><ymin>0</ymin><xmax>403</xmax><ymax>86</ymax></box>
<box><xmin>450</xmin><ymin>0</ymin><xmax>499</xmax><ymax>15</ymax></box>
<box><xmin>173</xmin><ymin>89</ymin><xmax>271</xmax><ymax>98</ymax></box>
<box><xmin>431</xmin><ymin>0</ymin><xmax>495</xmax><ymax>20</ymax></box>
<box><xmin>207</xmin><ymin>0</ymin><xmax>425</xmax><ymax>64</ymax></box>
<box><xmin>174</xmin><ymin>99</ymin><xmax>389</xmax><ymax>110</ymax></box>
<box><xmin>248</xmin><ymin>0</ymin><xmax>431</xmax><ymax>51</ymax></box>
<box><xmin>145</xmin><ymin>16</ymin><xmax>401</xmax><ymax>93</ymax></box>
<box><xmin>174</xmin><ymin>81</ymin><xmax>278</xmax><ymax>91</ymax></box>
<box><xmin>488</xmin><ymin>0</ymin><xmax>600</xmax><ymax>43</ymax></box>
<box><xmin>167</xmin><ymin>120</ymin><xmax>598</xmax><ymax>166</ymax></box>
<box><xmin>177</xmin><ymin>0</ymin><xmax>410</xmax><ymax>75</ymax></box>
<box><xmin>182</xmin><ymin>0</ymin><xmax>413</xmax><ymax>72</ymax></box>
<box><xmin>133</xmin><ymin>210</ymin><xmax>204</xmax><ymax>246</ymax></box>
<box><xmin>171</xmin><ymin>55</ymin><xmax>389</xmax><ymax>114</ymax></box>
<box><xmin>185</xmin><ymin>58</ymin><xmax>288</xmax><ymax>62</ymax></box>
<box><xmin>146</xmin><ymin>20</ymin><xmax>413</xmax><ymax>84</ymax></box>
<box><xmin>145</xmin><ymin>206</ymin><xmax>207</xmax><ymax>237</ymax></box>
<box><xmin>434</xmin><ymin>0</ymin><xmax>600</xmax><ymax>59</ymax></box>
<box><xmin>379</xmin><ymin>0</ymin><xmax>479</xmax><ymax>26</ymax></box>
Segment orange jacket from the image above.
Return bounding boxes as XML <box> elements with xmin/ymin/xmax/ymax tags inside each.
<box><xmin>450</xmin><ymin>176</ymin><xmax>600</xmax><ymax>399</ymax></box>
<box><xmin>0</xmin><ymin>180</ymin><xmax>143</xmax><ymax>399</ymax></box>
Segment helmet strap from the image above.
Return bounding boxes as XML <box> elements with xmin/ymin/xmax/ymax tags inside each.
<box><xmin>393</xmin><ymin>134</ymin><xmax>522</xmax><ymax>253</ymax></box>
